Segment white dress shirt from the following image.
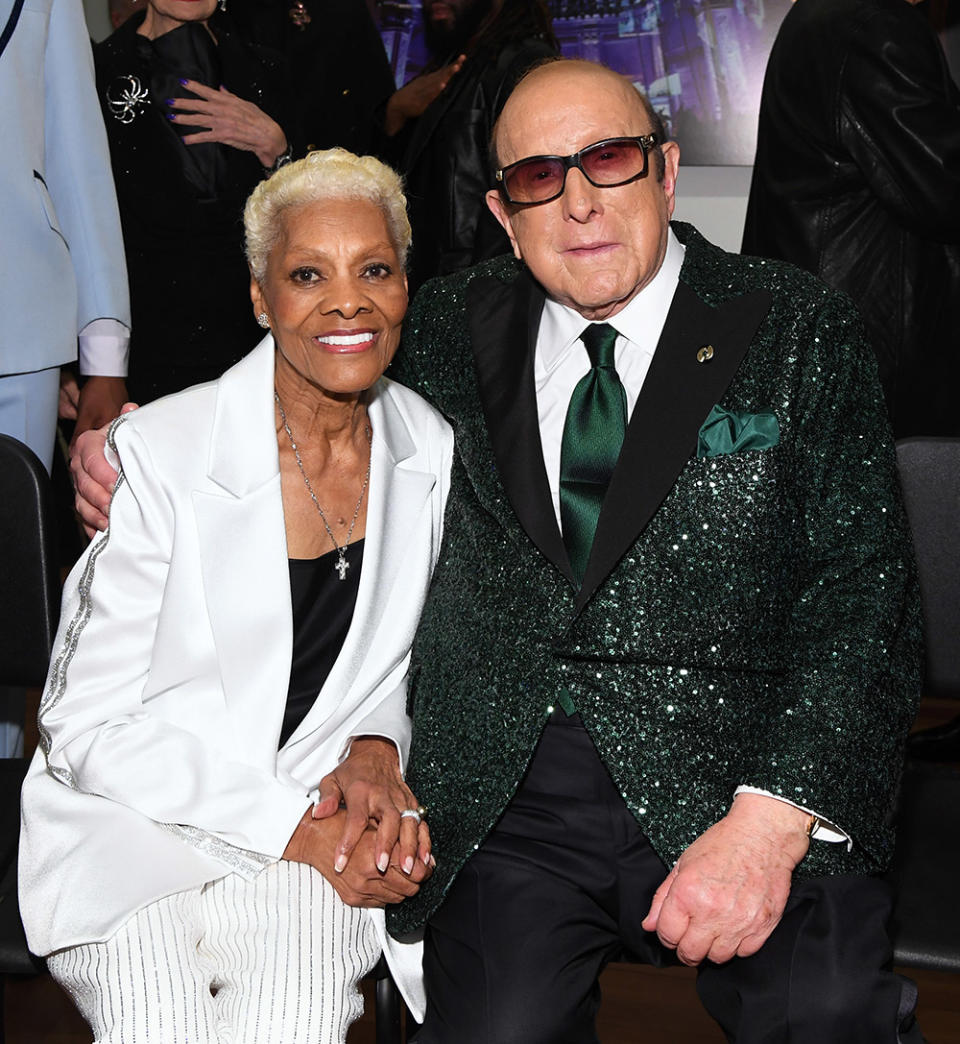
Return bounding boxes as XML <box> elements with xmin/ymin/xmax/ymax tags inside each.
<box><xmin>532</xmin><ymin>229</ymin><xmax>848</xmax><ymax>846</ymax></box>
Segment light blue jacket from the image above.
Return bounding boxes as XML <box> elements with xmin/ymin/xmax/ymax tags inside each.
<box><xmin>0</xmin><ymin>0</ymin><xmax>129</xmax><ymax>375</ymax></box>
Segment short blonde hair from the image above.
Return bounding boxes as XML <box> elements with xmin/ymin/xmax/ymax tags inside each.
<box><xmin>244</xmin><ymin>149</ymin><xmax>412</xmax><ymax>282</ymax></box>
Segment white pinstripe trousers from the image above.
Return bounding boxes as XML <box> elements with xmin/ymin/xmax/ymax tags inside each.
<box><xmin>48</xmin><ymin>860</ymin><xmax>381</xmax><ymax>1043</ymax></box>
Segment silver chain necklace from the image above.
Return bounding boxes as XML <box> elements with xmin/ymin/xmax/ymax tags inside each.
<box><xmin>275</xmin><ymin>392</ymin><xmax>371</xmax><ymax>581</ymax></box>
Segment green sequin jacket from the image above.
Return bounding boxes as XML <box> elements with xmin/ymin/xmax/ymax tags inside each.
<box><xmin>388</xmin><ymin>221</ymin><xmax>923</xmax><ymax>936</ymax></box>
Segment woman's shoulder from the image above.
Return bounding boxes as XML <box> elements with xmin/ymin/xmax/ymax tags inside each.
<box><xmin>376</xmin><ymin>377</ymin><xmax>453</xmax><ymax>446</ymax></box>
<box><xmin>113</xmin><ymin>379</ymin><xmax>220</xmax><ymax>472</ymax></box>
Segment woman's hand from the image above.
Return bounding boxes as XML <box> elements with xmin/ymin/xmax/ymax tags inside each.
<box><xmin>284</xmin><ymin>807</ymin><xmax>429</xmax><ymax>908</ymax></box>
<box><xmin>311</xmin><ymin>736</ymin><xmax>432</xmax><ymax>880</ymax></box>
<box><xmin>384</xmin><ymin>55</ymin><xmax>465</xmax><ymax>136</ymax></box>
<box><xmin>168</xmin><ymin>80</ymin><xmax>288</xmax><ymax>168</ymax></box>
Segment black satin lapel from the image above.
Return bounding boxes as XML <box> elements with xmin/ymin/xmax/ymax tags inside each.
<box><xmin>575</xmin><ymin>283</ymin><xmax>773</xmax><ymax>611</ymax></box>
<box><xmin>468</xmin><ymin>271</ymin><xmax>574</xmax><ymax>582</ymax></box>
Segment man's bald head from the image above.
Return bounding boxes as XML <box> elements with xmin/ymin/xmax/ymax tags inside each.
<box><xmin>484</xmin><ymin>58</ymin><xmax>681</xmax><ymax>321</ymax></box>
<box><xmin>491</xmin><ymin>59</ymin><xmax>668</xmax><ymax>182</ymax></box>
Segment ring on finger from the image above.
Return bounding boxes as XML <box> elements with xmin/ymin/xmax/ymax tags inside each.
<box><xmin>400</xmin><ymin>808</ymin><xmax>422</xmax><ymax>824</ymax></box>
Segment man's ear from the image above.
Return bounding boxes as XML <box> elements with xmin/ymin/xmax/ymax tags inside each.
<box><xmin>660</xmin><ymin>140</ymin><xmax>681</xmax><ymax>219</ymax></box>
<box><xmin>486</xmin><ymin>189</ymin><xmax>522</xmax><ymax>261</ymax></box>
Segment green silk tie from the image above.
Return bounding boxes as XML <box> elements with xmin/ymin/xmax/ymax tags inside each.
<box><xmin>559</xmin><ymin>322</ymin><xmax>627</xmax><ymax>587</ymax></box>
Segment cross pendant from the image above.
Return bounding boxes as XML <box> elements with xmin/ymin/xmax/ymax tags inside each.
<box><xmin>335</xmin><ymin>552</ymin><xmax>350</xmax><ymax>581</ymax></box>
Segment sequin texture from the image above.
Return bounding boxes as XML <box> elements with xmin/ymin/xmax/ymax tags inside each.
<box><xmin>387</xmin><ymin>222</ymin><xmax>923</xmax><ymax>936</ymax></box>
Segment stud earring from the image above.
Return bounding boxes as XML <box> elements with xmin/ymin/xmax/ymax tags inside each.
<box><xmin>257</xmin><ymin>313</ymin><xmax>270</xmax><ymax>329</ymax></box>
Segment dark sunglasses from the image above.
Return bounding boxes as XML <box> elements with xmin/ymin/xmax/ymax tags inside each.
<box><xmin>495</xmin><ymin>134</ymin><xmax>659</xmax><ymax>206</ymax></box>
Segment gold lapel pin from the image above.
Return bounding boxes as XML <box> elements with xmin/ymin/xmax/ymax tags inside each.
<box><xmin>696</xmin><ymin>344</ymin><xmax>715</xmax><ymax>363</ymax></box>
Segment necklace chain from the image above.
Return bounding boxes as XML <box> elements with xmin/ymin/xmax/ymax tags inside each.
<box><xmin>275</xmin><ymin>392</ymin><xmax>371</xmax><ymax>581</ymax></box>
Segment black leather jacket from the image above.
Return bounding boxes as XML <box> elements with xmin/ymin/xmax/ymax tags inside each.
<box><xmin>742</xmin><ymin>0</ymin><xmax>960</xmax><ymax>438</ymax></box>
<box><xmin>394</xmin><ymin>34</ymin><xmax>557</xmax><ymax>293</ymax></box>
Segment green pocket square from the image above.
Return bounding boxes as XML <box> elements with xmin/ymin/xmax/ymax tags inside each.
<box><xmin>697</xmin><ymin>405</ymin><xmax>780</xmax><ymax>459</ymax></box>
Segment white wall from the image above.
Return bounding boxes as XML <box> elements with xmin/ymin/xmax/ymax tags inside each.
<box><xmin>673</xmin><ymin>165</ymin><xmax>753</xmax><ymax>254</ymax></box>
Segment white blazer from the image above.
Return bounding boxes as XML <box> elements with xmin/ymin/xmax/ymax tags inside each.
<box><xmin>19</xmin><ymin>337</ymin><xmax>452</xmax><ymax>1017</ymax></box>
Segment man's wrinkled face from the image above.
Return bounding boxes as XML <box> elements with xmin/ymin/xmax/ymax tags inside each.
<box><xmin>486</xmin><ymin>62</ymin><xmax>680</xmax><ymax>322</ymax></box>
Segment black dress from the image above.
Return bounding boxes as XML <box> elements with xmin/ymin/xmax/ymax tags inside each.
<box><xmin>94</xmin><ymin>13</ymin><xmax>295</xmax><ymax>403</ymax></box>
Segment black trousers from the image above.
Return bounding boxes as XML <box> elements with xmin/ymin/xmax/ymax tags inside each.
<box><xmin>414</xmin><ymin>714</ymin><xmax>922</xmax><ymax>1044</ymax></box>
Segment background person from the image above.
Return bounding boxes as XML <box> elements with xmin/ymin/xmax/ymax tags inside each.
<box><xmin>382</xmin><ymin>0</ymin><xmax>558</xmax><ymax>292</ymax></box>
<box><xmin>1</xmin><ymin>0</ymin><xmax>130</xmax><ymax>757</ymax></box>
<box><xmin>742</xmin><ymin>0</ymin><xmax>960</xmax><ymax>439</ymax></box>
<box><xmin>20</xmin><ymin>149</ymin><xmax>452</xmax><ymax>1044</ymax></box>
<box><xmin>94</xmin><ymin>0</ymin><xmax>296</xmax><ymax>403</ymax></box>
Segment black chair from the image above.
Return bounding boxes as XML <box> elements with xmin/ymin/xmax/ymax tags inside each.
<box><xmin>0</xmin><ymin>435</ymin><xmax>60</xmax><ymax>1041</ymax></box>
<box><xmin>886</xmin><ymin>438</ymin><xmax>960</xmax><ymax>973</ymax></box>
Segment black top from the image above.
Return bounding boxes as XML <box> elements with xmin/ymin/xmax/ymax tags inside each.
<box><xmin>280</xmin><ymin>539</ymin><xmax>364</xmax><ymax>747</ymax></box>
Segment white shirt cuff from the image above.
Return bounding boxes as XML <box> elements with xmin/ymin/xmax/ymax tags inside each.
<box><xmin>78</xmin><ymin>318</ymin><xmax>130</xmax><ymax>377</ymax></box>
<box><xmin>734</xmin><ymin>785</ymin><xmax>852</xmax><ymax>849</ymax></box>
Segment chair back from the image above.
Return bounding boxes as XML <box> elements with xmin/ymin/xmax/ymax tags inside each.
<box><xmin>0</xmin><ymin>435</ymin><xmax>58</xmax><ymax>981</ymax></box>
<box><xmin>0</xmin><ymin>434</ymin><xmax>59</xmax><ymax>688</ymax></box>
<box><xmin>895</xmin><ymin>437</ymin><xmax>960</xmax><ymax>699</ymax></box>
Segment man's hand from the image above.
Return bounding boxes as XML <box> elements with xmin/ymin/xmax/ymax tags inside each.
<box><xmin>169</xmin><ymin>81</ymin><xmax>288</xmax><ymax>168</ymax></box>
<box><xmin>384</xmin><ymin>56</ymin><xmax>465</xmax><ymax>136</ymax></box>
<box><xmin>311</xmin><ymin>737</ymin><xmax>432</xmax><ymax>879</ymax></box>
<box><xmin>73</xmin><ymin>376</ymin><xmax>129</xmax><ymax>446</ymax></box>
<box><xmin>70</xmin><ymin>405</ymin><xmax>138</xmax><ymax>537</ymax></box>
<box><xmin>642</xmin><ymin>793</ymin><xmax>811</xmax><ymax>966</ymax></box>
<box><xmin>283</xmin><ymin>807</ymin><xmax>429</xmax><ymax>908</ymax></box>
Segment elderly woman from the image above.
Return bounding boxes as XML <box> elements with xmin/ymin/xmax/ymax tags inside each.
<box><xmin>94</xmin><ymin>0</ymin><xmax>296</xmax><ymax>401</ymax></box>
<box><xmin>19</xmin><ymin>150</ymin><xmax>452</xmax><ymax>1043</ymax></box>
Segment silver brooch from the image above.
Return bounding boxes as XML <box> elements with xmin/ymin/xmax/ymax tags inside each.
<box><xmin>107</xmin><ymin>75</ymin><xmax>150</xmax><ymax>124</ymax></box>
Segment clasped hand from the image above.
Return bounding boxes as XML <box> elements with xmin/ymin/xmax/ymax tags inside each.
<box><xmin>642</xmin><ymin>793</ymin><xmax>810</xmax><ymax>966</ymax></box>
<box><xmin>283</xmin><ymin>737</ymin><xmax>433</xmax><ymax>909</ymax></box>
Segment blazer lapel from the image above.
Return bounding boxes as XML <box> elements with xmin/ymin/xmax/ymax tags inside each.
<box><xmin>468</xmin><ymin>268</ymin><xmax>574</xmax><ymax>583</ymax></box>
<box><xmin>575</xmin><ymin>282</ymin><xmax>773</xmax><ymax>611</ymax></box>
<box><xmin>193</xmin><ymin>339</ymin><xmax>292</xmax><ymax>768</ymax></box>
<box><xmin>282</xmin><ymin>380</ymin><xmax>438</xmax><ymax>746</ymax></box>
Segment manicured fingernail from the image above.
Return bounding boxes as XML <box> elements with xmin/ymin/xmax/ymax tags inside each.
<box><xmin>179</xmin><ymin>77</ymin><xmax>189</xmax><ymax>86</ymax></box>
<box><xmin>377</xmin><ymin>852</ymin><xmax>389</xmax><ymax>873</ymax></box>
<box><xmin>429</xmin><ymin>853</ymin><xmax>436</xmax><ymax>867</ymax></box>
<box><xmin>334</xmin><ymin>854</ymin><xmax>346</xmax><ymax>873</ymax></box>
<box><xmin>165</xmin><ymin>98</ymin><xmax>175</xmax><ymax>106</ymax></box>
<box><xmin>403</xmin><ymin>856</ymin><xmax>414</xmax><ymax>875</ymax></box>
<box><xmin>166</xmin><ymin>113</ymin><xmax>176</xmax><ymax>121</ymax></box>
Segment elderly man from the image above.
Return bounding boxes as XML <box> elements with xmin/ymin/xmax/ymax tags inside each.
<box><xmin>75</xmin><ymin>58</ymin><xmax>923</xmax><ymax>1043</ymax></box>
<box><xmin>386</xmin><ymin>59</ymin><xmax>923</xmax><ymax>1042</ymax></box>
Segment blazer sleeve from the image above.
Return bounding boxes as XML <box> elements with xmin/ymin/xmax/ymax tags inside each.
<box><xmin>38</xmin><ymin>420</ymin><xmax>310</xmax><ymax>872</ymax></box>
<box><xmin>44</xmin><ymin>0</ymin><xmax>130</xmax><ymax>344</ymax></box>
<box><xmin>741</xmin><ymin>294</ymin><xmax>923</xmax><ymax>869</ymax></box>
